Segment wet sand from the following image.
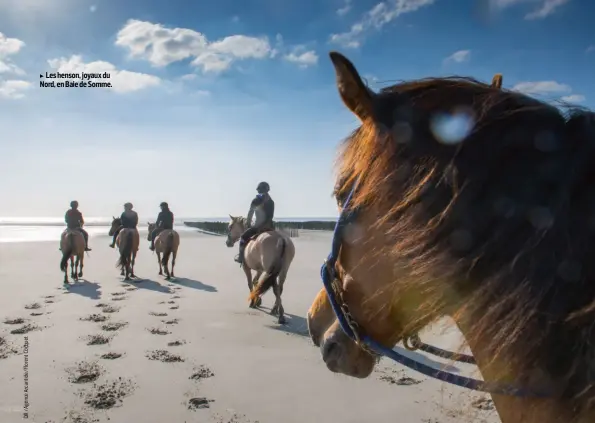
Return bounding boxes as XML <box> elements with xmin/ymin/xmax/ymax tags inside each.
<box><xmin>0</xmin><ymin>230</ymin><xmax>500</xmax><ymax>423</ymax></box>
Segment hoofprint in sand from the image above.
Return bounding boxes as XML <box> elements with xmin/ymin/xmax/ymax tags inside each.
<box><xmin>0</xmin><ymin>230</ymin><xmax>501</xmax><ymax>423</ymax></box>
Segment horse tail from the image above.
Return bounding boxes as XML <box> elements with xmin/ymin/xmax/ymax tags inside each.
<box><xmin>60</xmin><ymin>232</ymin><xmax>74</xmax><ymax>271</ymax></box>
<box><xmin>249</xmin><ymin>236</ymin><xmax>286</xmax><ymax>302</ymax></box>
<box><xmin>161</xmin><ymin>232</ymin><xmax>174</xmax><ymax>267</ymax></box>
<box><xmin>116</xmin><ymin>230</ymin><xmax>133</xmax><ymax>270</ymax></box>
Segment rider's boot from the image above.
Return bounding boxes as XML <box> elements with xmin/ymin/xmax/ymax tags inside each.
<box><xmin>234</xmin><ymin>241</ymin><xmax>245</xmax><ymax>264</ymax></box>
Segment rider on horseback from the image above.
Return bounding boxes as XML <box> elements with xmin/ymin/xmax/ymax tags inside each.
<box><xmin>109</xmin><ymin>202</ymin><xmax>139</xmax><ymax>248</ymax></box>
<box><xmin>63</xmin><ymin>201</ymin><xmax>91</xmax><ymax>251</ymax></box>
<box><xmin>234</xmin><ymin>181</ymin><xmax>275</xmax><ymax>264</ymax></box>
<box><xmin>149</xmin><ymin>202</ymin><xmax>174</xmax><ymax>251</ymax></box>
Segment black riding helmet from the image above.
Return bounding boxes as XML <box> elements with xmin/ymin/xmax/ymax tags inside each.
<box><xmin>70</xmin><ymin>200</ymin><xmax>79</xmax><ymax>208</ymax></box>
<box><xmin>160</xmin><ymin>202</ymin><xmax>168</xmax><ymax>208</ymax></box>
<box><xmin>256</xmin><ymin>182</ymin><xmax>270</xmax><ymax>194</ymax></box>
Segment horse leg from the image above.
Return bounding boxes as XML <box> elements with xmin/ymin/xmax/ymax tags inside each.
<box><xmin>244</xmin><ymin>266</ymin><xmax>256</xmax><ymax>307</ymax></box>
<box><xmin>164</xmin><ymin>254</ymin><xmax>171</xmax><ymax>280</ymax></box>
<box><xmin>157</xmin><ymin>252</ymin><xmax>163</xmax><ymax>275</ymax></box>
<box><xmin>63</xmin><ymin>256</ymin><xmax>69</xmax><ymax>284</ymax></box>
<box><xmin>70</xmin><ymin>257</ymin><xmax>75</xmax><ymax>279</ymax></box>
<box><xmin>130</xmin><ymin>252</ymin><xmax>136</xmax><ymax>278</ymax></box>
<box><xmin>171</xmin><ymin>250</ymin><xmax>176</xmax><ymax>278</ymax></box>
<box><xmin>275</xmin><ymin>270</ymin><xmax>287</xmax><ymax>324</ymax></box>
<box><xmin>74</xmin><ymin>256</ymin><xmax>80</xmax><ymax>281</ymax></box>
<box><xmin>78</xmin><ymin>254</ymin><xmax>84</xmax><ymax>278</ymax></box>
<box><xmin>253</xmin><ymin>271</ymin><xmax>263</xmax><ymax>307</ymax></box>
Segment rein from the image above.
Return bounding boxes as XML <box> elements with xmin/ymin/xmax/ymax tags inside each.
<box><xmin>320</xmin><ymin>183</ymin><xmax>550</xmax><ymax>397</ymax></box>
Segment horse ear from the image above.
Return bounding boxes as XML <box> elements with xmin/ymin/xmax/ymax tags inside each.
<box><xmin>229</xmin><ymin>214</ymin><xmax>234</xmax><ymax>221</ymax></box>
<box><xmin>491</xmin><ymin>73</ymin><xmax>503</xmax><ymax>89</ymax></box>
<box><xmin>112</xmin><ymin>216</ymin><xmax>116</xmax><ymax>220</ymax></box>
<box><xmin>329</xmin><ymin>51</ymin><xmax>376</xmax><ymax>122</ymax></box>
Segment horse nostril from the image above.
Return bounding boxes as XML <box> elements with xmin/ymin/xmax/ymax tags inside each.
<box><xmin>322</xmin><ymin>339</ymin><xmax>342</xmax><ymax>363</ymax></box>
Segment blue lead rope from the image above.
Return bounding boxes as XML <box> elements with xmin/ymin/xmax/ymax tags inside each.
<box><xmin>319</xmin><ymin>184</ymin><xmax>551</xmax><ymax>398</ymax></box>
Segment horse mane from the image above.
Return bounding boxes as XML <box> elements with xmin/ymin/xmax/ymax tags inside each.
<box><xmin>335</xmin><ymin>76</ymin><xmax>595</xmax><ymax>405</ymax></box>
<box><xmin>235</xmin><ymin>216</ymin><xmax>249</xmax><ymax>228</ymax></box>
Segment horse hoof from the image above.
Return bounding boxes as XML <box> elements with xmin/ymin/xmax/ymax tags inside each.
<box><xmin>255</xmin><ymin>297</ymin><xmax>262</xmax><ymax>307</ymax></box>
<box><xmin>158</xmin><ymin>271</ymin><xmax>163</xmax><ymax>276</ymax></box>
<box><xmin>78</xmin><ymin>273</ymin><xmax>83</xmax><ymax>278</ymax></box>
<box><xmin>278</xmin><ymin>316</ymin><xmax>286</xmax><ymax>325</ymax></box>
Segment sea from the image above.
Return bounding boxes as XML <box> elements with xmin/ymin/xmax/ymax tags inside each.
<box><xmin>0</xmin><ymin>217</ymin><xmax>337</xmax><ymax>243</ymax></box>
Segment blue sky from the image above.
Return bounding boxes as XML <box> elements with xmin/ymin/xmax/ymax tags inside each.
<box><xmin>0</xmin><ymin>0</ymin><xmax>592</xmax><ymax>218</ymax></box>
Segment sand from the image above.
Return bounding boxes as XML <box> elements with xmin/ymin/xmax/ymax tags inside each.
<box><xmin>0</xmin><ymin>230</ymin><xmax>501</xmax><ymax>423</ymax></box>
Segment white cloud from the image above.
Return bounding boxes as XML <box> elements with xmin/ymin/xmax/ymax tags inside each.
<box><xmin>0</xmin><ymin>80</ymin><xmax>31</xmax><ymax>99</ymax></box>
<box><xmin>561</xmin><ymin>94</ymin><xmax>586</xmax><ymax>103</ymax></box>
<box><xmin>329</xmin><ymin>0</ymin><xmax>435</xmax><ymax>48</ymax></box>
<box><xmin>0</xmin><ymin>32</ymin><xmax>25</xmax><ymax>56</ymax></box>
<box><xmin>0</xmin><ymin>32</ymin><xmax>26</xmax><ymax>75</ymax></box>
<box><xmin>337</xmin><ymin>0</ymin><xmax>352</xmax><ymax>16</ymax></box>
<box><xmin>525</xmin><ymin>0</ymin><xmax>569</xmax><ymax>19</ymax></box>
<box><xmin>47</xmin><ymin>55</ymin><xmax>161</xmax><ymax>93</ymax></box>
<box><xmin>512</xmin><ymin>80</ymin><xmax>571</xmax><ymax>95</ymax></box>
<box><xmin>587</xmin><ymin>45</ymin><xmax>595</xmax><ymax>54</ymax></box>
<box><xmin>0</xmin><ymin>60</ymin><xmax>25</xmax><ymax>75</ymax></box>
<box><xmin>0</xmin><ymin>32</ymin><xmax>28</xmax><ymax>98</ymax></box>
<box><xmin>443</xmin><ymin>49</ymin><xmax>471</xmax><ymax>64</ymax></box>
<box><xmin>489</xmin><ymin>0</ymin><xmax>569</xmax><ymax>20</ymax></box>
<box><xmin>90</xmin><ymin>4</ymin><xmax>96</xmax><ymax>12</ymax></box>
<box><xmin>283</xmin><ymin>46</ymin><xmax>318</xmax><ymax>68</ymax></box>
<box><xmin>115</xmin><ymin>19</ymin><xmax>274</xmax><ymax>74</ymax></box>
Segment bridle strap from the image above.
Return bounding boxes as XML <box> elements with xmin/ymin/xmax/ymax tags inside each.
<box><xmin>320</xmin><ymin>181</ymin><xmax>551</xmax><ymax>398</ymax></box>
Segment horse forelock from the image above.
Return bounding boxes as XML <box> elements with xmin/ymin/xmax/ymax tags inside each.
<box><xmin>335</xmin><ymin>75</ymin><xmax>595</xmax><ymax>406</ymax></box>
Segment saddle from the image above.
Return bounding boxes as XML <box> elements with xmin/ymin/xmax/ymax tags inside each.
<box><xmin>246</xmin><ymin>226</ymin><xmax>275</xmax><ymax>244</ymax></box>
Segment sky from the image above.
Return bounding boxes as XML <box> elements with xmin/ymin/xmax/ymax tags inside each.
<box><xmin>0</xmin><ymin>0</ymin><xmax>592</xmax><ymax>218</ymax></box>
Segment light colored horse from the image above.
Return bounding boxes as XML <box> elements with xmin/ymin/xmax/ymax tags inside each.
<box><xmin>109</xmin><ymin>217</ymin><xmax>139</xmax><ymax>280</ymax></box>
<box><xmin>147</xmin><ymin>223</ymin><xmax>180</xmax><ymax>279</ymax></box>
<box><xmin>225</xmin><ymin>215</ymin><xmax>295</xmax><ymax>324</ymax></box>
<box><xmin>60</xmin><ymin>229</ymin><xmax>85</xmax><ymax>284</ymax></box>
<box><xmin>307</xmin><ymin>51</ymin><xmax>595</xmax><ymax>423</ymax></box>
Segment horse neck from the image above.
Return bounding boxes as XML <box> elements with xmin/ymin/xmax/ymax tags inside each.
<box><xmin>238</xmin><ymin>217</ymin><xmax>249</xmax><ymax>231</ymax></box>
<box><xmin>455</xmin><ymin>315</ymin><xmax>592</xmax><ymax>423</ymax></box>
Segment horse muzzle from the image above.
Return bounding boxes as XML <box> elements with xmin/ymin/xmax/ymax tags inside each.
<box><xmin>319</xmin><ymin>325</ymin><xmax>375</xmax><ymax>378</ymax></box>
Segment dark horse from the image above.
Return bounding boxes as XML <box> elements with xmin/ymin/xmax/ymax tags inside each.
<box><xmin>307</xmin><ymin>52</ymin><xmax>595</xmax><ymax>423</ymax></box>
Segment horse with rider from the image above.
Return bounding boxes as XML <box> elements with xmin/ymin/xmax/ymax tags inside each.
<box><xmin>227</xmin><ymin>182</ymin><xmax>295</xmax><ymax>324</ymax></box>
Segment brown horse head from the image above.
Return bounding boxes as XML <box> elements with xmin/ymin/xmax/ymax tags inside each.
<box><xmin>308</xmin><ymin>51</ymin><xmax>595</xmax><ymax>420</ymax></box>
<box><xmin>109</xmin><ymin>216</ymin><xmax>121</xmax><ymax>236</ymax></box>
<box><xmin>225</xmin><ymin>215</ymin><xmax>246</xmax><ymax>247</ymax></box>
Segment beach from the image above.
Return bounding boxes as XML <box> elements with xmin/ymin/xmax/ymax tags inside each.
<box><xmin>0</xmin><ymin>228</ymin><xmax>501</xmax><ymax>423</ymax></box>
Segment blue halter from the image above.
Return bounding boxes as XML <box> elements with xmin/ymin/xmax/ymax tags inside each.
<box><xmin>320</xmin><ymin>183</ymin><xmax>551</xmax><ymax>397</ymax></box>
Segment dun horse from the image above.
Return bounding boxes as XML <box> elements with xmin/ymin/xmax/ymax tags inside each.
<box><xmin>226</xmin><ymin>215</ymin><xmax>295</xmax><ymax>324</ymax></box>
<box><xmin>307</xmin><ymin>52</ymin><xmax>595</xmax><ymax>423</ymax></box>
<box><xmin>147</xmin><ymin>222</ymin><xmax>180</xmax><ymax>279</ymax></box>
<box><xmin>109</xmin><ymin>217</ymin><xmax>139</xmax><ymax>280</ymax></box>
<box><xmin>59</xmin><ymin>229</ymin><xmax>85</xmax><ymax>284</ymax></box>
